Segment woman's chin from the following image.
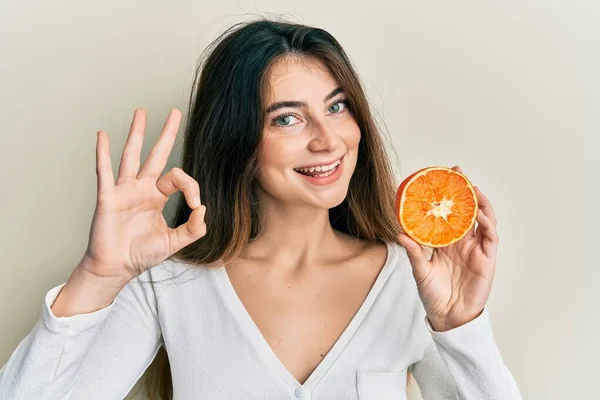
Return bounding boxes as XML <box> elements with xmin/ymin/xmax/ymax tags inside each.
<box><xmin>304</xmin><ymin>190</ymin><xmax>348</xmax><ymax>210</ymax></box>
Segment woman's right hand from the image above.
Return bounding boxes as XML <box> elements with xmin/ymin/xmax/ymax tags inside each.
<box><xmin>80</xmin><ymin>108</ymin><xmax>207</xmax><ymax>285</ymax></box>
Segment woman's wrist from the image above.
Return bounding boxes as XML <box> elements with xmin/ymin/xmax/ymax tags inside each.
<box><xmin>50</xmin><ymin>261</ymin><xmax>128</xmax><ymax>317</ymax></box>
<box><xmin>427</xmin><ymin>308</ymin><xmax>485</xmax><ymax>332</ymax></box>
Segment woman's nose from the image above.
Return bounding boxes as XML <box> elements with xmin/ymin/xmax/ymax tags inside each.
<box><xmin>308</xmin><ymin>120</ymin><xmax>341</xmax><ymax>152</ymax></box>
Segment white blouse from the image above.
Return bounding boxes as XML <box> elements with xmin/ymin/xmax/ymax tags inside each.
<box><xmin>0</xmin><ymin>241</ymin><xmax>522</xmax><ymax>399</ymax></box>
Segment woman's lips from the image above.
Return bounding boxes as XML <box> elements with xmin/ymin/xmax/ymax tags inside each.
<box><xmin>295</xmin><ymin>154</ymin><xmax>344</xmax><ymax>170</ymax></box>
<box><xmin>294</xmin><ymin>155</ymin><xmax>345</xmax><ymax>186</ymax></box>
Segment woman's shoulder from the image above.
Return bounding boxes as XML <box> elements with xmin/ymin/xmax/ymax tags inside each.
<box><xmin>349</xmin><ymin>238</ymin><xmax>427</xmax><ymax>326</ymax></box>
<box><xmin>367</xmin><ymin>240</ymin><xmax>422</xmax><ymax>299</ymax></box>
<box><xmin>128</xmin><ymin>258</ymin><xmax>215</xmax><ymax>301</ymax></box>
<box><xmin>350</xmin><ymin>237</ymin><xmax>410</xmax><ymax>269</ymax></box>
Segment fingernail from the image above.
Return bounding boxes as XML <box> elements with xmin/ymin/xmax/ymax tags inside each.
<box><xmin>192</xmin><ymin>196</ymin><xmax>201</xmax><ymax>208</ymax></box>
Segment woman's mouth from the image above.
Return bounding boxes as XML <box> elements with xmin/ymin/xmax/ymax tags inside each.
<box><xmin>294</xmin><ymin>158</ymin><xmax>341</xmax><ymax>177</ymax></box>
<box><xmin>293</xmin><ymin>155</ymin><xmax>345</xmax><ymax>185</ymax></box>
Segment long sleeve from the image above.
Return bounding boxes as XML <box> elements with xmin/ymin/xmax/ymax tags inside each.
<box><xmin>410</xmin><ymin>307</ymin><xmax>523</xmax><ymax>400</ymax></box>
<box><xmin>0</xmin><ymin>271</ymin><xmax>163</xmax><ymax>400</ymax></box>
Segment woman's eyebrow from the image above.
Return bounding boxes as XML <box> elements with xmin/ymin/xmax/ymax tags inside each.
<box><xmin>265</xmin><ymin>86</ymin><xmax>344</xmax><ymax>114</ymax></box>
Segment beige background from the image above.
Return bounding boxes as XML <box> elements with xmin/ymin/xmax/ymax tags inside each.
<box><xmin>1</xmin><ymin>1</ymin><xmax>597</xmax><ymax>399</ymax></box>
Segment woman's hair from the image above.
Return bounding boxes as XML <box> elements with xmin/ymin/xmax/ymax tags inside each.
<box><xmin>136</xmin><ymin>16</ymin><xmax>409</xmax><ymax>400</ymax></box>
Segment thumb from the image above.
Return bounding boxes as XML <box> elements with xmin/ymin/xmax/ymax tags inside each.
<box><xmin>397</xmin><ymin>232</ymin><xmax>431</xmax><ymax>280</ymax></box>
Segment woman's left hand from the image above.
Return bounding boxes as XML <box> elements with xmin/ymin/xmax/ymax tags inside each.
<box><xmin>397</xmin><ymin>165</ymin><xmax>499</xmax><ymax>332</ymax></box>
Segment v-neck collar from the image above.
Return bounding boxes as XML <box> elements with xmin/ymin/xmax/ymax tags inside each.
<box><xmin>212</xmin><ymin>240</ymin><xmax>398</xmax><ymax>394</ymax></box>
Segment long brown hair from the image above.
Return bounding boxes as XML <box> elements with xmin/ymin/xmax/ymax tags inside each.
<box><xmin>137</xmin><ymin>16</ymin><xmax>410</xmax><ymax>400</ymax></box>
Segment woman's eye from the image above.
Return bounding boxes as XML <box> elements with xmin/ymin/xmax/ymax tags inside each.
<box><xmin>272</xmin><ymin>114</ymin><xmax>299</xmax><ymax>127</ymax></box>
<box><xmin>329</xmin><ymin>100</ymin><xmax>349</xmax><ymax>114</ymax></box>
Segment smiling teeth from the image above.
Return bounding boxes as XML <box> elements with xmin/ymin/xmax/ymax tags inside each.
<box><xmin>294</xmin><ymin>159</ymin><xmax>341</xmax><ymax>174</ymax></box>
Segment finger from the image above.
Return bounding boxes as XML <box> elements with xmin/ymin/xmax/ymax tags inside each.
<box><xmin>475</xmin><ymin>208</ymin><xmax>499</xmax><ymax>258</ymax></box>
<box><xmin>397</xmin><ymin>232</ymin><xmax>432</xmax><ymax>283</ymax></box>
<box><xmin>474</xmin><ymin>186</ymin><xmax>497</xmax><ymax>227</ymax></box>
<box><xmin>468</xmin><ymin>220</ymin><xmax>477</xmax><ymax>237</ymax></box>
<box><xmin>156</xmin><ymin>167</ymin><xmax>201</xmax><ymax>209</ymax></box>
<box><xmin>451</xmin><ymin>165</ymin><xmax>463</xmax><ymax>174</ymax></box>
<box><xmin>138</xmin><ymin>109</ymin><xmax>182</xmax><ymax>179</ymax></box>
<box><xmin>168</xmin><ymin>205</ymin><xmax>207</xmax><ymax>254</ymax></box>
<box><xmin>117</xmin><ymin>109</ymin><xmax>146</xmax><ymax>183</ymax></box>
<box><xmin>96</xmin><ymin>130</ymin><xmax>115</xmax><ymax>195</ymax></box>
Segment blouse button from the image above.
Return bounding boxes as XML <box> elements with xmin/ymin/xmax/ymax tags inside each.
<box><xmin>294</xmin><ymin>387</ymin><xmax>305</xmax><ymax>398</ymax></box>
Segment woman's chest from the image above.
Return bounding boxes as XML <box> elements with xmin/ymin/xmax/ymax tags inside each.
<box><xmin>227</xmin><ymin>263</ymin><xmax>380</xmax><ymax>385</ymax></box>
<box><xmin>157</xmin><ymin>263</ymin><xmax>426</xmax><ymax>399</ymax></box>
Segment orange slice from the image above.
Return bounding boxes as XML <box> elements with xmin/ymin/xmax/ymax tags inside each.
<box><xmin>396</xmin><ymin>166</ymin><xmax>479</xmax><ymax>248</ymax></box>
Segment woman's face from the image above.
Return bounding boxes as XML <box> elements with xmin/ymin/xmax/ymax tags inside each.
<box><xmin>257</xmin><ymin>57</ymin><xmax>361</xmax><ymax>210</ymax></box>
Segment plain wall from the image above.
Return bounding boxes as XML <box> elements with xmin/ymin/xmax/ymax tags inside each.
<box><xmin>1</xmin><ymin>1</ymin><xmax>597</xmax><ymax>399</ymax></box>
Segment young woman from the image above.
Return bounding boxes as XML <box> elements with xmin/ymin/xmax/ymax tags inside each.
<box><xmin>0</xmin><ymin>19</ymin><xmax>522</xmax><ymax>400</ymax></box>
